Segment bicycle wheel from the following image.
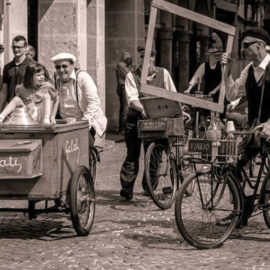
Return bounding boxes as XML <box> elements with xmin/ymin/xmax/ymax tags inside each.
<box><xmin>70</xmin><ymin>166</ymin><xmax>95</xmax><ymax>236</ymax></box>
<box><xmin>179</xmin><ymin>158</ymin><xmax>195</xmax><ymax>196</ymax></box>
<box><xmin>175</xmin><ymin>169</ymin><xmax>240</xmax><ymax>249</ymax></box>
<box><xmin>145</xmin><ymin>142</ymin><xmax>177</xmax><ymax>210</ymax></box>
<box><xmin>262</xmin><ymin>173</ymin><xmax>270</xmax><ymax>228</ymax></box>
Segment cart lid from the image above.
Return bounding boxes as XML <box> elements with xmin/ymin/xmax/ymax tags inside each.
<box><xmin>0</xmin><ymin>139</ymin><xmax>42</xmax><ymax>152</ymax></box>
<box><xmin>140</xmin><ymin>97</ymin><xmax>183</xmax><ymax>119</ymax></box>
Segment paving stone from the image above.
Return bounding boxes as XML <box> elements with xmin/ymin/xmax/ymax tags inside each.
<box><xmin>0</xmin><ymin>140</ymin><xmax>270</xmax><ymax>269</ymax></box>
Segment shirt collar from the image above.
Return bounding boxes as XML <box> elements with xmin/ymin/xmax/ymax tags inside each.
<box><xmin>12</xmin><ymin>55</ymin><xmax>31</xmax><ymax>66</ymax></box>
<box><xmin>69</xmin><ymin>69</ymin><xmax>77</xmax><ymax>81</ymax></box>
<box><xmin>254</xmin><ymin>53</ymin><xmax>270</xmax><ymax>71</ymax></box>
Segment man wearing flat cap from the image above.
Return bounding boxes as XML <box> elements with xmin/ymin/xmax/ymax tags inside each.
<box><xmin>221</xmin><ymin>27</ymin><xmax>270</xmax><ymax>226</ymax></box>
<box><xmin>119</xmin><ymin>46</ymin><xmax>177</xmax><ymax>201</ymax></box>
<box><xmin>185</xmin><ymin>47</ymin><xmax>223</xmax><ymax>102</ymax></box>
<box><xmin>51</xmin><ymin>52</ymin><xmax>107</xmax><ymax>145</ymax></box>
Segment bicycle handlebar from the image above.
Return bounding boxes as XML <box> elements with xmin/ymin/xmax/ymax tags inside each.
<box><xmin>186</xmin><ymin>93</ymin><xmax>213</xmax><ymax>100</ymax></box>
<box><xmin>232</xmin><ymin>124</ymin><xmax>263</xmax><ymax>136</ymax></box>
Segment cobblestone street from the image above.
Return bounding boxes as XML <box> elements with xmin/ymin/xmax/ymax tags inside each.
<box><xmin>0</xmin><ymin>137</ymin><xmax>270</xmax><ymax>270</ymax></box>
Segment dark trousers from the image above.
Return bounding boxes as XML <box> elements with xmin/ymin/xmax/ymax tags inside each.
<box><xmin>120</xmin><ymin>113</ymin><xmax>149</xmax><ymax>193</ymax></box>
<box><xmin>117</xmin><ymin>85</ymin><xmax>128</xmax><ymax>133</ymax></box>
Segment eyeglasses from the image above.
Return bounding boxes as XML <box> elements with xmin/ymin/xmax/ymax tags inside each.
<box><xmin>55</xmin><ymin>64</ymin><xmax>69</xmax><ymax>70</ymax></box>
<box><xmin>140</xmin><ymin>54</ymin><xmax>155</xmax><ymax>59</ymax></box>
<box><xmin>11</xmin><ymin>45</ymin><xmax>25</xmax><ymax>50</ymax></box>
<box><xmin>241</xmin><ymin>41</ymin><xmax>258</xmax><ymax>49</ymax></box>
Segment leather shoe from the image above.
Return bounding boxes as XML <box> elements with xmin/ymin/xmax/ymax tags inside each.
<box><xmin>120</xmin><ymin>188</ymin><xmax>133</xmax><ymax>200</ymax></box>
<box><xmin>216</xmin><ymin>213</ymin><xmax>234</xmax><ymax>226</ymax></box>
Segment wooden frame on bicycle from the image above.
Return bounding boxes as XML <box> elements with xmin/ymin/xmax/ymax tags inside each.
<box><xmin>141</xmin><ymin>0</ymin><xmax>236</xmax><ymax>113</ymax></box>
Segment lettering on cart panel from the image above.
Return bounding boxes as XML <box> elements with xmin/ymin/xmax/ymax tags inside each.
<box><xmin>0</xmin><ymin>156</ymin><xmax>23</xmax><ymax>173</ymax></box>
<box><xmin>65</xmin><ymin>138</ymin><xmax>80</xmax><ymax>164</ymax></box>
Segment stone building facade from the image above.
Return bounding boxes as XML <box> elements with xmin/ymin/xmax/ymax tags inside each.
<box><xmin>0</xmin><ymin>0</ymin><xmax>268</xmax><ymax>133</ymax></box>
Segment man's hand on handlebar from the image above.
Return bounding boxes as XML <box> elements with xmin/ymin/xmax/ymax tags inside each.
<box><xmin>262</xmin><ymin>121</ymin><xmax>270</xmax><ymax>141</ymax></box>
<box><xmin>184</xmin><ymin>87</ymin><xmax>192</xmax><ymax>94</ymax></box>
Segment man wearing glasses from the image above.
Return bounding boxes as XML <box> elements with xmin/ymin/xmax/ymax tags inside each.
<box><xmin>221</xmin><ymin>27</ymin><xmax>270</xmax><ymax>226</ymax></box>
<box><xmin>0</xmin><ymin>35</ymin><xmax>35</xmax><ymax>111</ymax></box>
<box><xmin>223</xmin><ymin>27</ymin><xmax>270</xmax><ymax>136</ymax></box>
<box><xmin>51</xmin><ymin>52</ymin><xmax>107</xmax><ymax>146</ymax></box>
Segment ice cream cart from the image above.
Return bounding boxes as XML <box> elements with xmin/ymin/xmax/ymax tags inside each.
<box><xmin>0</xmin><ymin>119</ymin><xmax>95</xmax><ymax>236</ymax></box>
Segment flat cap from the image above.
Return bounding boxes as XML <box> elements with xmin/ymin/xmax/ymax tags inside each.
<box><xmin>240</xmin><ymin>27</ymin><xmax>270</xmax><ymax>45</ymax></box>
<box><xmin>51</xmin><ymin>52</ymin><xmax>76</xmax><ymax>63</ymax></box>
<box><xmin>137</xmin><ymin>46</ymin><xmax>156</xmax><ymax>56</ymax></box>
<box><xmin>206</xmin><ymin>47</ymin><xmax>223</xmax><ymax>55</ymax></box>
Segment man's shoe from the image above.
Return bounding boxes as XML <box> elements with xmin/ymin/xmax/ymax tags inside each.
<box><xmin>216</xmin><ymin>213</ymin><xmax>234</xmax><ymax>226</ymax></box>
<box><xmin>142</xmin><ymin>190</ymin><xmax>150</xmax><ymax>197</ymax></box>
<box><xmin>120</xmin><ymin>189</ymin><xmax>133</xmax><ymax>201</ymax></box>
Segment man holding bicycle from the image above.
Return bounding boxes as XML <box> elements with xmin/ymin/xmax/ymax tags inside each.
<box><xmin>119</xmin><ymin>46</ymin><xmax>177</xmax><ymax>201</ymax></box>
<box><xmin>222</xmin><ymin>27</ymin><xmax>270</xmax><ymax>225</ymax></box>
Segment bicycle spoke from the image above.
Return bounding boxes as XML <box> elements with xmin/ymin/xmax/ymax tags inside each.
<box><xmin>175</xmin><ymin>171</ymin><xmax>240</xmax><ymax>249</ymax></box>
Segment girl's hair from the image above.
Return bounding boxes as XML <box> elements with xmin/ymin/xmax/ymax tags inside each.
<box><xmin>23</xmin><ymin>62</ymin><xmax>52</xmax><ymax>89</ymax></box>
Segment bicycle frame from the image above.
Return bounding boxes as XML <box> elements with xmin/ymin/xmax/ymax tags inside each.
<box><xmin>231</xmin><ymin>144</ymin><xmax>270</xmax><ymax>218</ymax></box>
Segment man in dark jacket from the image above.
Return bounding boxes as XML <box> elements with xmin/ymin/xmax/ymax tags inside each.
<box><xmin>0</xmin><ymin>35</ymin><xmax>35</xmax><ymax>111</ymax></box>
<box><xmin>119</xmin><ymin>46</ymin><xmax>177</xmax><ymax>200</ymax></box>
<box><xmin>116</xmin><ymin>51</ymin><xmax>133</xmax><ymax>135</ymax></box>
<box><xmin>222</xmin><ymin>27</ymin><xmax>270</xmax><ymax>226</ymax></box>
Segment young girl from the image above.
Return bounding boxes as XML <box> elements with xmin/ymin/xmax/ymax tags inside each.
<box><xmin>0</xmin><ymin>62</ymin><xmax>59</xmax><ymax>124</ymax></box>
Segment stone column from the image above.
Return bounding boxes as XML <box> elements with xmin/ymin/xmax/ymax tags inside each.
<box><xmin>3</xmin><ymin>0</ymin><xmax>27</xmax><ymax>62</ymax></box>
<box><xmin>175</xmin><ymin>30</ymin><xmax>191</xmax><ymax>92</ymax></box>
<box><xmin>159</xmin><ymin>9</ymin><xmax>173</xmax><ymax>73</ymax></box>
<box><xmin>38</xmin><ymin>0</ymin><xmax>106</xmax><ymax>144</ymax></box>
<box><xmin>87</xmin><ymin>0</ymin><xmax>105</xmax><ymax>145</ymax></box>
<box><xmin>159</xmin><ymin>28</ymin><xmax>174</xmax><ymax>74</ymax></box>
<box><xmin>38</xmin><ymin>0</ymin><xmax>87</xmax><ymax>75</ymax></box>
<box><xmin>105</xmin><ymin>0</ymin><xmax>145</xmax><ymax>132</ymax></box>
<box><xmin>198</xmin><ymin>34</ymin><xmax>210</xmax><ymax>63</ymax></box>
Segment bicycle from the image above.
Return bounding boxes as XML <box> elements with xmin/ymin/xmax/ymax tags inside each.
<box><xmin>138</xmin><ymin>108</ymin><xmax>197</xmax><ymax>210</ymax></box>
<box><xmin>185</xmin><ymin>91</ymin><xmax>214</xmax><ymax>138</ymax></box>
<box><xmin>174</xmin><ymin>125</ymin><xmax>270</xmax><ymax>249</ymax></box>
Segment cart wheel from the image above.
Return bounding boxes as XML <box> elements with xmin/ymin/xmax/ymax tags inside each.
<box><xmin>70</xmin><ymin>166</ymin><xmax>95</xmax><ymax>236</ymax></box>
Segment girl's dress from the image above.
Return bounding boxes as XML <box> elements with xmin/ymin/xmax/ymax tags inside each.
<box><xmin>15</xmin><ymin>82</ymin><xmax>58</xmax><ymax>122</ymax></box>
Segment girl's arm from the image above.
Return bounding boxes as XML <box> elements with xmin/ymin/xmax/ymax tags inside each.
<box><xmin>50</xmin><ymin>95</ymin><xmax>59</xmax><ymax>124</ymax></box>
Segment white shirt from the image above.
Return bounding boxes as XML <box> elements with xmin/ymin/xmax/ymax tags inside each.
<box><xmin>125</xmin><ymin>68</ymin><xmax>177</xmax><ymax>106</ymax></box>
<box><xmin>225</xmin><ymin>53</ymin><xmax>270</xmax><ymax>101</ymax></box>
<box><xmin>56</xmin><ymin>69</ymin><xmax>107</xmax><ymax>137</ymax></box>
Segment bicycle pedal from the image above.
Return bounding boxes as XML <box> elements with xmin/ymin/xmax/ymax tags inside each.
<box><xmin>162</xmin><ymin>187</ymin><xmax>172</xmax><ymax>194</ymax></box>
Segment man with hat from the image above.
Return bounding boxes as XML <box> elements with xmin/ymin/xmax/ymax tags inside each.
<box><xmin>119</xmin><ymin>46</ymin><xmax>177</xmax><ymax>201</ymax></box>
<box><xmin>221</xmin><ymin>27</ymin><xmax>270</xmax><ymax>226</ymax></box>
<box><xmin>185</xmin><ymin>47</ymin><xmax>223</xmax><ymax>102</ymax></box>
<box><xmin>51</xmin><ymin>52</ymin><xmax>107</xmax><ymax>145</ymax></box>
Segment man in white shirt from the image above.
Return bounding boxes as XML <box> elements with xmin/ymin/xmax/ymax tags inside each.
<box><xmin>221</xmin><ymin>27</ymin><xmax>270</xmax><ymax>226</ymax></box>
<box><xmin>51</xmin><ymin>52</ymin><xmax>107</xmax><ymax>146</ymax></box>
<box><xmin>120</xmin><ymin>46</ymin><xmax>177</xmax><ymax>200</ymax></box>
<box><xmin>223</xmin><ymin>27</ymin><xmax>270</xmax><ymax>134</ymax></box>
